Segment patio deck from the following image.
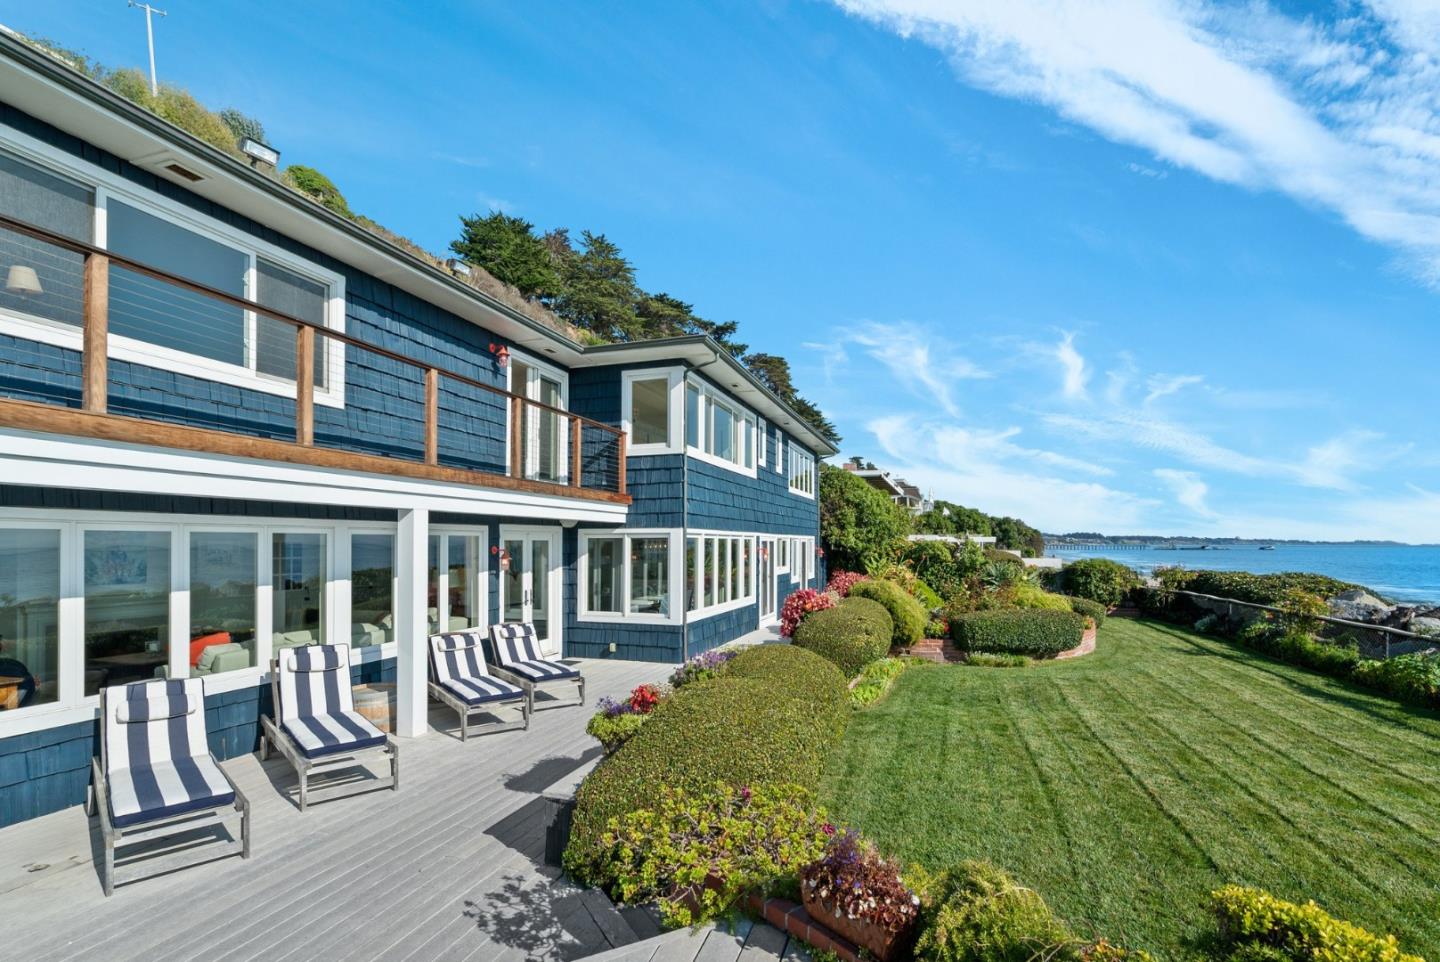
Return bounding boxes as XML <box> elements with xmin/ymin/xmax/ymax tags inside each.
<box><xmin>2</xmin><ymin>657</ymin><xmax>670</xmax><ymax>962</ymax></box>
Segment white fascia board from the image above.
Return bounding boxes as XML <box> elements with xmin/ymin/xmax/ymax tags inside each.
<box><xmin>0</xmin><ymin>428</ymin><xmax>629</xmax><ymax>524</ymax></box>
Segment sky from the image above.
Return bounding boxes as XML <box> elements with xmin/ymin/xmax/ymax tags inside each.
<box><xmin>5</xmin><ymin>0</ymin><xmax>1440</xmax><ymax>542</ymax></box>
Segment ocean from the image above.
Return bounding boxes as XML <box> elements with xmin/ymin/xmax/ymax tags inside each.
<box><xmin>1046</xmin><ymin>543</ymin><xmax>1440</xmax><ymax>606</ymax></box>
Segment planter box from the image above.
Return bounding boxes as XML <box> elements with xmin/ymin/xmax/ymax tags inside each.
<box><xmin>801</xmin><ymin>887</ymin><xmax>916</xmax><ymax>962</ymax></box>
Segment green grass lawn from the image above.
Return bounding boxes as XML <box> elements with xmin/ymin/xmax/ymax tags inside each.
<box><xmin>820</xmin><ymin>618</ymin><xmax>1440</xmax><ymax>960</ymax></box>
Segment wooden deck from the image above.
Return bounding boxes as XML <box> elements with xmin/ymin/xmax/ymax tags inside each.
<box><xmin>577</xmin><ymin>919</ymin><xmax>813</xmax><ymax>962</ymax></box>
<box><xmin>2</xmin><ymin>657</ymin><xmax>670</xmax><ymax>962</ymax></box>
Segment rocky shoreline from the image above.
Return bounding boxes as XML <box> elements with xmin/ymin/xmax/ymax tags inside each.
<box><xmin>1327</xmin><ymin>588</ymin><xmax>1440</xmax><ymax>638</ymax></box>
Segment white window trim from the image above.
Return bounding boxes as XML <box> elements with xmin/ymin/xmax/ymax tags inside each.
<box><xmin>577</xmin><ymin>528</ymin><xmax>683</xmax><ymax>625</ymax></box>
<box><xmin>684</xmin><ymin>376</ymin><xmax>758</xmax><ymax>478</ymax></box>
<box><xmin>429</xmin><ymin>527</ymin><xmax>491</xmax><ymax>636</ymax></box>
<box><xmin>0</xmin><ymin>507</ymin><xmax>436</xmax><ymax>738</ymax></box>
<box><xmin>757</xmin><ymin>417</ymin><xmax>767</xmax><ymax>467</ymax></box>
<box><xmin>775</xmin><ymin>429</ymin><xmax>785</xmax><ymax>475</ymax></box>
<box><xmin>789</xmin><ymin>446</ymin><xmax>817</xmax><ymax>499</ymax></box>
<box><xmin>505</xmin><ymin>348</ymin><xmax>572</xmax><ymax>483</ymax></box>
<box><xmin>620</xmin><ymin>367</ymin><xmax>685</xmax><ymax>456</ymax></box>
<box><xmin>685</xmin><ymin>528</ymin><xmax>759</xmax><ymax>620</ymax></box>
<box><xmin>0</xmin><ymin>132</ymin><xmax>348</xmax><ymax>408</ymax></box>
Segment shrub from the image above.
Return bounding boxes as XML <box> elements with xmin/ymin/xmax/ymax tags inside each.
<box><xmin>903</xmin><ymin>541</ymin><xmax>966</xmax><ymax>597</ymax></box>
<box><xmin>670</xmin><ymin>648</ymin><xmax>737</xmax><ymax>689</ymax></box>
<box><xmin>874</xmin><ymin>562</ymin><xmax>944</xmax><ymax>610</ymax></box>
<box><xmin>1066</xmin><ymin>596</ymin><xmax>1107</xmax><ymax>627</ymax></box>
<box><xmin>218</xmin><ymin>107</ymin><xmax>265</xmax><ymax>144</ymax></box>
<box><xmin>950</xmin><ymin>609</ymin><xmax>1086</xmax><ymax>659</ymax></box>
<box><xmin>284</xmin><ymin>165</ymin><xmax>353</xmax><ymax>218</ymax></box>
<box><xmin>910</xmin><ymin>860</ymin><xmax>1078</xmax><ymax>962</ymax></box>
<box><xmin>793</xmin><ymin>597</ymin><xmax>894</xmax><ymax>677</ymax></box>
<box><xmin>565</xmin><ymin>645</ymin><xmax>848</xmax><ymax>882</ymax></box>
<box><xmin>801</xmin><ymin>830</ymin><xmax>920</xmax><ymax>936</ymax></box>
<box><xmin>1351</xmin><ymin>653</ymin><xmax>1440</xmax><ymax>707</ymax></box>
<box><xmin>1012</xmin><ymin>583</ymin><xmax>1075</xmax><ymax>613</ymax></box>
<box><xmin>1210</xmin><ymin>885</ymin><xmax>1424</xmax><ymax>962</ymax></box>
<box><xmin>586</xmin><ymin>710</ymin><xmax>649</xmax><ymax>753</ymax></box>
<box><xmin>1277</xmin><ymin>588</ymin><xmax>1328</xmax><ymax>634</ymax></box>
<box><xmin>820</xmin><ymin>464</ymin><xmax>913</xmax><ymax>573</ymax></box>
<box><xmin>926</xmin><ymin>617</ymin><xmax>950</xmax><ymax>639</ymax></box>
<box><xmin>597</xmin><ymin>782</ymin><xmax>833</xmax><ymax>927</ymax></box>
<box><xmin>826</xmin><ymin>571</ymin><xmax>870</xmax><ymax>598</ymax></box>
<box><xmin>1054</xmin><ymin>558</ymin><xmax>1141</xmax><ymax>607</ymax></box>
<box><xmin>849</xmin><ymin>657</ymin><xmax>912</xmax><ymax>708</ymax></box>
<box><xmin>1162</xmin><ymin>569</ymin><xmax>1359</xmax><ymax>607</ymax></box>
<box><xmin>780</xmin><ymin>587</ymin><xmax>837</xmax><ymax>638</ymax></box>
<box><xmin>913</xmin><ymin>579</ymin><xmax>944</xmax><ymax>610</ymax></box>
<box><xmin>1234</xmin><ymin>621</ymin><xmax>1362</xmax><ymax>676</ymax></box>
<box><xmin>849</xmin><ymin>578</ymin><xmax>927</xmax><ymax>646</ymax></box>
<box><xmin>965</xmin><ymin>652</ymin><xmax>1031</xmax><ymax>668</ymax></box>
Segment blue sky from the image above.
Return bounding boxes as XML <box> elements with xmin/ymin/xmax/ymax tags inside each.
<box><xmin>6</xmin><ymin>1</ymin><xmax>1439</xmax><ymax>541</ymax></box>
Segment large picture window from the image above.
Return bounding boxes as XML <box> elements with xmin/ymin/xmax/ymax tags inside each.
<box><xmin>686</xmin><ymin>531</ymin><xmax>757</xmax><ymax>617</ymax></box>
<box><xmin>685</xmin><ymin>379</ymin><xmax>757</xmax><ymax>476</ymax></box>
<box><xmin>188</xmin><ymin>531</ymin><xmax>257</xmax><ymax>676</ymax></box>
<box><xmin>0</xmin><ymin>151</ymin><xmax>92</xmax><ymax>329</ymax></box>
<box><xmin>0</xmin><ymin>528</ymin><xmax>60</xmax><ymax>711</ymax></box>
<box><xmin>273</xmin><ymin>532</ymin><xmax>326</xmax><ymax>650</ymax></box>
<box><xmin>83</xmin><ymin>529</ymin><xmax>171</xmax><ymax>694</ymax></box>
<box><xmin>622</xmin><ymin>368</ymin><xmax>683</xmax><ymax>454</ymax></box>
<box><xmin>579</xmin><ymin>531</ymin><xmax>677</xmax><ymax>622</ymax></box>
<box><xmin>350</xmin><ymin>533</ymin><xmax>394</xmax><ymax>648</ymax></box>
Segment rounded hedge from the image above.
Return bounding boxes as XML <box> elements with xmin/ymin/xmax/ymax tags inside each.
<box><xmin>849</xmin><ymin>578</ymin><xmax>927</xmax><ymax>646</ymax></box>
<box><xmin>949</xmin><ymin>609</ymin><xmax>1086</xmax><ymax>659</ymax></box>
<box><xmin>564</xmin><ymin>645</ymin><xmax>848</xmax><ymax>882</ymax></box>
<box><xmin>793</xmin><ymin>596</ymin><xmax>894</xmax><ymax>677</ymax></box>
<box><xmin>1066</xmin><ymin>596</ymin><xmax>1107</xmax><ymax>627</ymax></box>
<box><xmin>1053</xmin><ymin>558</ymin><xmax>1141</xmax><ymax>607</ymax></box>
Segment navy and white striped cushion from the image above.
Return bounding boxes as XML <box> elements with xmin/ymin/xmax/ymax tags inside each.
<box><xmin>104</xmin><ymin>678</ymin><xmax>234</xmax><ymax>828</ymax></box>
<box><xmin>503</xmin><ymin>659</ymin><xmax>580</xmax><ymax>681</ymax></box>
<box><xmin>276</xmin><ymin>645</ymin><xmax>386</xmax><ymax>759</ymax></box>
<box><xmin>489</xmin><ymin>623</ymin><xmax>578</xmax><ymax>681</ymax></box>
<box><xmin>429</xmin><ymin>631</ymin><xmax>524</xmax><ymax>706</ymax></box>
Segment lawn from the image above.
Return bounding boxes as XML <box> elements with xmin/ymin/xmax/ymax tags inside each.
<box><xmin>820</xmin><ymin>618</ymin><xmax>1440</xmax><ymax>959</ymax></box>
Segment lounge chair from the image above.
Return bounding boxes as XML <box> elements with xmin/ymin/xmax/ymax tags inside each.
<box><xmin>259</xmin><ymin>644</ymin><xmax>399</xmax><ymax>810</ymax></box>
<box><xmin>86</xmin><ymin>677</ymin><xmax>250</xmax><ymax>896</ymax></box>
<box><xmin>487</xmin><ymin>623</ymin><xmax>585</xmax><ymax>710</ymax></box>
<box><xmin>429</xmin><ymin>630</ymin><xmax>531</xmax><ymax>740</ymax></box>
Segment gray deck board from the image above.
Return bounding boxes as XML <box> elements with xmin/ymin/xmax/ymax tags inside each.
<box><xmin>3</xmin><ymin>658</ymin><xmax>668</xmax><ymax>962</ymax></box>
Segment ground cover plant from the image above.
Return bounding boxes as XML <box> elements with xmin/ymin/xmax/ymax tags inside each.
<box><xmin>821</xmin><ymin>618</ymin><xmax>1440</xmax><ymax>959</ymax></box>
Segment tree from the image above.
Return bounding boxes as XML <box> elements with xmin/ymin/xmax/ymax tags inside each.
<box><xmin>991</xmin><ymin>516</ymin><xmax>1045</xmax><ymax>558</ymax></box>
<box><xmin>744</xmin><ymin>353</ymin><xmax>840</xmax><ymax>445</ymax></box>
<box><xmin>549</xmin><ymin>230</ymin><xmax>642</xmax><ymax>340</ymax></box>
<box><xmin>819</xmin><ymin>464</ymin><xmax>912</xmax><ymax>574</ymax></box>
<box><xmin>219</xmin><ymin>108</ymin><xmax>265</xmax><ymax>145</ymax></box>
<box><xmin>451</xmin><ymin>211</ymin><xmax>560</xmax><ymax>300</ymax></box>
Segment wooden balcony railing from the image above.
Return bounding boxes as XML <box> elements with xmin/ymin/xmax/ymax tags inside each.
<box><xmin>0</xmin><ymin>212</ymin><xmax>627</xmax><ymax>502</ymax></box>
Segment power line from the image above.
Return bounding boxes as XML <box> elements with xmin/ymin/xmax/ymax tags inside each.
<box><xmin>126</xmin><ymin>1</ymin><xmax>166</xmax><ymax>96</ymax></box>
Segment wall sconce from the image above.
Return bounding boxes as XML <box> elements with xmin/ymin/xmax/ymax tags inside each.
<box><xmin>5</xmin><ymin>265</ymin><xmax>42</xmax><ymax>296</ymax></box>
<box><xmin>489</xmin><ymin>343</ymin><xmax>510</xmax><ymax>368</ymax></box>
<box><xmin>816</xmin><ymin>546</ymin><xmax>825</xmax><ymax>558</ymax></box>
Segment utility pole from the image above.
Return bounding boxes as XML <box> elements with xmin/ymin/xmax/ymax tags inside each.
<box><xmin>127</xmin><ymin>1</ymin><xmax>166</xmax><ymax>96</ymax></box>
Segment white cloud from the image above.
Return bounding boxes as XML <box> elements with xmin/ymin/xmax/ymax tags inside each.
<box><xmin>1154</xmin><ymin>467</ymin><xmax>1216</xmax><ymax>518</ymax></box>
<box><xmin>1054</xmin><ymin>331</ymin><xmax>1089</xmax><ymax>399</ymax></box>
<box><xmin>838</xmin><ymin>323</ymin><xmax>989</xmax><ymax>417</ymax></box>
<box><xmin>1143</xmin><ymin>373</ymin><xmax>1204</xmax><ymax>405</ymax></box>
<box><xmin>830</xmin><ymin>0</ymin><xmax>1440</xmax><ymax>283</ymax></box>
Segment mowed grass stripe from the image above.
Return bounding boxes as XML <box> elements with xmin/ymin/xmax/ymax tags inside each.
<box><xmin>821</xmin><ymin>619</ymin><xmax>1440</xmax><ymax>959</ymax></box>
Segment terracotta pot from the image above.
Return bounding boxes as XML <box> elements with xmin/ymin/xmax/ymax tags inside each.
<box><xmin>801</xmin><ymin>887</ymin><xmax>917</xmax><ymax>962</ymax></box>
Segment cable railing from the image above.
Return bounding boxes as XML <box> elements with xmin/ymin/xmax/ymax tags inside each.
<box><xmin>0</xmin><ymin>212</ymin><xmax>627</xmax><ymax>499</ymax></box>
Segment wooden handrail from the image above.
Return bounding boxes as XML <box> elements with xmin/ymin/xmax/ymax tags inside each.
<box><xmin>0</xmin><ymin>212</ymin><xmax>623</xmax><ymax>437</ymax></box>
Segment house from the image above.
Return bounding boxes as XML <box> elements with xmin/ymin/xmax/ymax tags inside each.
<box><xmin>0</xmin><ymin>35</ymin><xmax>835</xmax><ymax>828</ymax></box>
<box><xmin>843</xmin><ymin>461</ymin><xmax>931</xmax><ymax>513</ymax></box>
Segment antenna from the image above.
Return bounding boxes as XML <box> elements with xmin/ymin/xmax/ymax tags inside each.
<box><xmin>127</xmin><ymin>1</ymin><xmax>167</xmax><ymax>96</ymax></box>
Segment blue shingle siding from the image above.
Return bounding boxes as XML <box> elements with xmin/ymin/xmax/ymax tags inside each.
<box><xmin>561</xmin><ymin>527</ymin><xmax>683</xmax><ymax>663</ymax></box>
<box><xmin>0</xmin><ymin>103</ymin><xmax>513</xmax><ymax>466</ymax></box>
<box><xmin>688</xmin><ymin>603</ymin><xmax>759</xmax><ymax>656</ymax></box>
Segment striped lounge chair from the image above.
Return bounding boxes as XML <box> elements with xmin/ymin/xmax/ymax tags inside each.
<box><xmin>488</xmin><ymin>623</ymin><xmax>585</xmax><ymax>710</ymax></box>
<box><xmin>86</xmin><ymin>677</ymin><xmax>250</xmax><ymax>896</ymax></box>
<box><xmin>429</xmin><ymin>630</ymin><xmax>531</xmax><ymax>740</ymax></box>
<box><xmin>259</xmin><ymin>644</ymin><xmax>399</xmax><ymax>811</ymax></box>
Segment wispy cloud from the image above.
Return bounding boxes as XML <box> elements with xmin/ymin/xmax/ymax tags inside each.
<box><xmin>1154</xmin><ymin>467</ymin><xmax>1216</xmax><ymax>518</ymax></box>
<box><xmin>830</xmin><ymin>0</ymin><xmax>1440</xmax><ymax>284</ymax></box>
<box><xmin>1054</xmin><ymin>332</ymin><xmax>1089</xmax><ymax>400</ymax></box>
<box><xmin>841</xmin><ymin>322</ymin><xmax>989</xmax><ymax>417</ymax></box>
<box><xmin>1143</xmin><ymin>373</ymin><xmax>1203</xmax><ymax>405</ymax></box>
<box><xmin>431</xmin><ymin>151</ymin><xmax>491</xmax><ymax>169</ymax></box>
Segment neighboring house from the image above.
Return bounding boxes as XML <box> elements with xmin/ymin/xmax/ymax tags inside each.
<box><xmin>844</xmin><ymin>462</ymin><xmax>932</xmax><ymax>514</ymax></box>
<box><xmin>906</xmin><ymin>534</ymin><xmax>998</xmax><ymax>547</ymax></box>
<box><xmin>0</xmin><ymin>36</ymin><xmax>835</xmax><ymax>827</ymax></box>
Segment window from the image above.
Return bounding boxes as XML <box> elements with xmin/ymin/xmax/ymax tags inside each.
<box><xmin>757</xmin><ymin>418</ymin><xmax>768</xmax><ymax>466</ymax></box>
<box><xmin>189</xmin><ymin>531</ymin><xmax>257</xmax><ymax>675</ymax></box>
<box><xmin>579</xmin><ymin>531</ymin><xmax>677</xmax><ymax>622</ymax></box>
<box><xmin>789</xmin><ymin>447</ymin><xmax>816</xmax><ymax>497</ymax></box>
<box><xmin>510</xmin><ymin>354</ymin><xmax>571</xmax><ymax>483</ymax></box>
<box><xmin>273</xmin><ymin>533</ymin><xmax>326</xmax><ymax>648</ymax></box>
<box><xmin>622</xmin><ymin>369</ymin><xmax>683</xmax><ymax>454</ymax></box>
<box><xmin>686</xmin><ymin>531</ymin><xmax>757</xmax><ymax>616</ymax></box>
<box><xmin>685</xmin><ymin>379</ymin><xmax>757</xmax><ymax>476</ymax></box>
<box><xmin>0</xmin><ymin>151</ymin><xmax>92</xmax><ymax>329</ymax></box>
<box><xmin>776</xmin><ymin>430</ymin><xmax>785</xmax><ymax>475</ymax></box>
<box><xmin>350</xmin><ymin>534</ymin><xmax>394</xmax><ymax>648</ymax></box>
<box><xmin>426</xmin><ymin>531</ymin><xmax>486</xmax><ymax>634</ymax></box>
<box><xmin>84</xmin><ymin>530</ymin><xmax>171</xmax><ymax>695</ymax></box>
<box><xmin>777</xmin><ymin>538</ymin><xmax>789</xmax><ymax>572</ymax></box>
<box><xmin>0</xmin><ymin>528</ymin><xmax>61</xmax><ymax>711</ymax></box>
<box><xmin>256</xmin><ymin>259</ymin><xmax>329</xmax><ymax>387</ymax></box>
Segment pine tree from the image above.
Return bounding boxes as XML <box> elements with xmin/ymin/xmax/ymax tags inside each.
<box><xmin>451</xmin><ymin>211</ymin><xmax>560</xmax><ymax>301</ymax></box>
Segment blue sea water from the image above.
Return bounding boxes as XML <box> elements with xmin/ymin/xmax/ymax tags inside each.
<box><xmin>1045</xmin><ymin>543</ymin><xmax>1440</xmax><ymax>605</ymax></box>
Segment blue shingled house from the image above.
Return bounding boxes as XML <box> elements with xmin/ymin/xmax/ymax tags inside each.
<box><xmin>0</xmin><ymin>35</ymin><xmax>836</xmax><ymax>827</ymax></box>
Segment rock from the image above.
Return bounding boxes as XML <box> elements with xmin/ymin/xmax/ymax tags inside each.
<box><xmin>1328</xmin><ymin>590</ymin><xmax>1393</xmax><ymax>622</ymax></box>
<box><xmin>1410</xmin><ymin>616</ymin><xmax>1440</xmax><ymax>637</ymax></box>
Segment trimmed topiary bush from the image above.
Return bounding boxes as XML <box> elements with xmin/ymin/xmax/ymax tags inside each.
<box><xmin>793</xmin><ymin>596</ymin><xmax>894</xmax><ymax>677</ymax></box>
<box><xmin>1053</xmin><ymin>558</ymin><xmax>1142</xmax><ymax>607</ymax></box>
<box><xmin>911</xmin><ymin>860</ymin><xmax>1077</xmax><ymax>962</ymax></box>
<box><xmin>564</xmin><ymin>644</ymin><xmax>848</xmax><ymax>883</ymax></box>
<box><xmin>1211</xmin><ymin>885</ymin><xmax>1424</xmax><ymax>962</ymax></box>
<box><xmin>1012</xmin><ymin>583</ymin><xmax>1075</xmax><ymax>613</ymax></box>
<box><xmin>849</xmin><ymin>578</ymin><xmax>927</xmax><ymax>646</ymax></box>
<box><xmin>1066</xmin><ymin>596</ymin><xmax>1107</xmax><ymax>627</ymax></box>
<box><xmin>950</xmin><ymin>609</ymin><xmax>1086</xmax><ymax>659</ymax></box>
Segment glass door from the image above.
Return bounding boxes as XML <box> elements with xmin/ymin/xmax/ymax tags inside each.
<box><xmin>498</xmin><ymin>527</ymin><xmax>562</xmax><ymax>656</ymax></box>
<box><xmin>758</xmin><ymin>536</ymin><xmax>778</xmax><ymax>626</ymax></box>
<box><xmin>427</xmin><ymin>531</ymin><xmax>485</xmax><ymax>635</ymax></box>
<box><xmin>512</xmin><ymin>358</ymin><xmax>569</xmax><ymax>484</ymax></box>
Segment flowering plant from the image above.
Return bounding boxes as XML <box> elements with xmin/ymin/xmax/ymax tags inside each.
<box><xmin>628</xmin><ymin>683</ymin><xmax>662</xmax><ymax>714</ymax></box>
<box><xmin>780</xmin><ymin>588</ymin><xmax>837</xmax><ymax>638</ymax></box>
<box><xmin>800</xmin><ymin>830</ymin><xmax>920</xmax><ymax>933</ymax></box>
<box><xmin>826</xmin><ymin>571</ymin><xmax>870</xmax><ymax>598</ymax></box>
<box><xmin>670</xmin><ymin>648</ymin><xmax>737</xmax><ymax>689</ymax></box>
<box><xmin>587</xmin><ymin>684</ymin><xmax>666</xmax><ymax>753</ymax></box>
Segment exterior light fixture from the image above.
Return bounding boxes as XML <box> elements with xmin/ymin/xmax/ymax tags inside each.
<box><xmin>238</xmin><ymin>137</ymin><xmax>280</xmax><ymax>167</ymax></box>
<box><xmin>446</xmin><ymin>258</ymin><xmax>472</xmax><ymax>277</ymax></box>
<box><xmin>489</xmin><ymin>342</ymin><xmax>510</xmax><ymax>368</ymax></box>
<box><xmin>5</xmin><ymin>265</ymin><xmax>42</xmax><ymax>295</ymax></box>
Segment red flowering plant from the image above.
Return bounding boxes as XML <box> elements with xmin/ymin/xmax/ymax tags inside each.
<box><xmin>628</xmin><ymin>683</ymin><xmax>662</xmax><ymax>714</ymax></box>
<box><xmin>825</xmin><ymin>571</ymin><xmax>870</xmax><ymax>598</ymax></box>
<box><xmin>800</xmin><ymin>830</ymin><xmax>920</xmax><ymax>934</ymax></box>
<box><xmin>779</xmin><ymin>588</ymin><xmax>837</xmax><ymax>638</ymax></box>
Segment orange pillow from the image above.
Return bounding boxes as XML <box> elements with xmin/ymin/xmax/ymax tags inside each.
<box><xmin>189</xmin><ymin>632</ymin><xmax>231</xmax><ymax>668</ymax></box>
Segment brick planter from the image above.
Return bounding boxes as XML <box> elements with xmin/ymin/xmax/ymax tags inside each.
<box><xmin>801</xmin><ymin>888</ymin><xmax>917</xmax><ymax>961</ymax></box>
<box><xmin>1056</xmin><ymin>624</ymin><xmax>1098</xmax><ymax>659</ymax></box>
<box><xmin>749</xmin><ymin>893</ymin><xmax>915</xmax><ymax>962</ymax></box>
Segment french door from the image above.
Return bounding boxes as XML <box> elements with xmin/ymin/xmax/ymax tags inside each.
<box><xmin>498</xmin><ymin>526</ymin><xmax>562</xmax><ymax>657</ymax></box>
<box><xmin>758</xmin><ymin>536</ymin><xmax>779</xmax><ymax>627</ymax></box>
<box><xmin>511</xmin><ymin>358</ymin><xmax>569</xmax><ymax>484</ymax></box>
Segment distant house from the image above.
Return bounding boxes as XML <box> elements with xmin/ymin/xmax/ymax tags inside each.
<box><xmin>906</xmin><ymin>534</ymin><xmax>998</xmax><ymax>547</ymax></box>
<box><xmin>0</xmin><ymin>35</ymin><xmax>836</xmax><ymax>828</ymax></box>
<box><xmin>843</xmin><ymin>461</ymin><xmax>933</xmax><ymax>514</ymax></box>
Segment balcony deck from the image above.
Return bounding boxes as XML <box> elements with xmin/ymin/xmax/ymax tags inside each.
<box><xmin>3</xmin><ymin>657</ymin><xmax>668</xmax><ymax>962</ymax></box>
